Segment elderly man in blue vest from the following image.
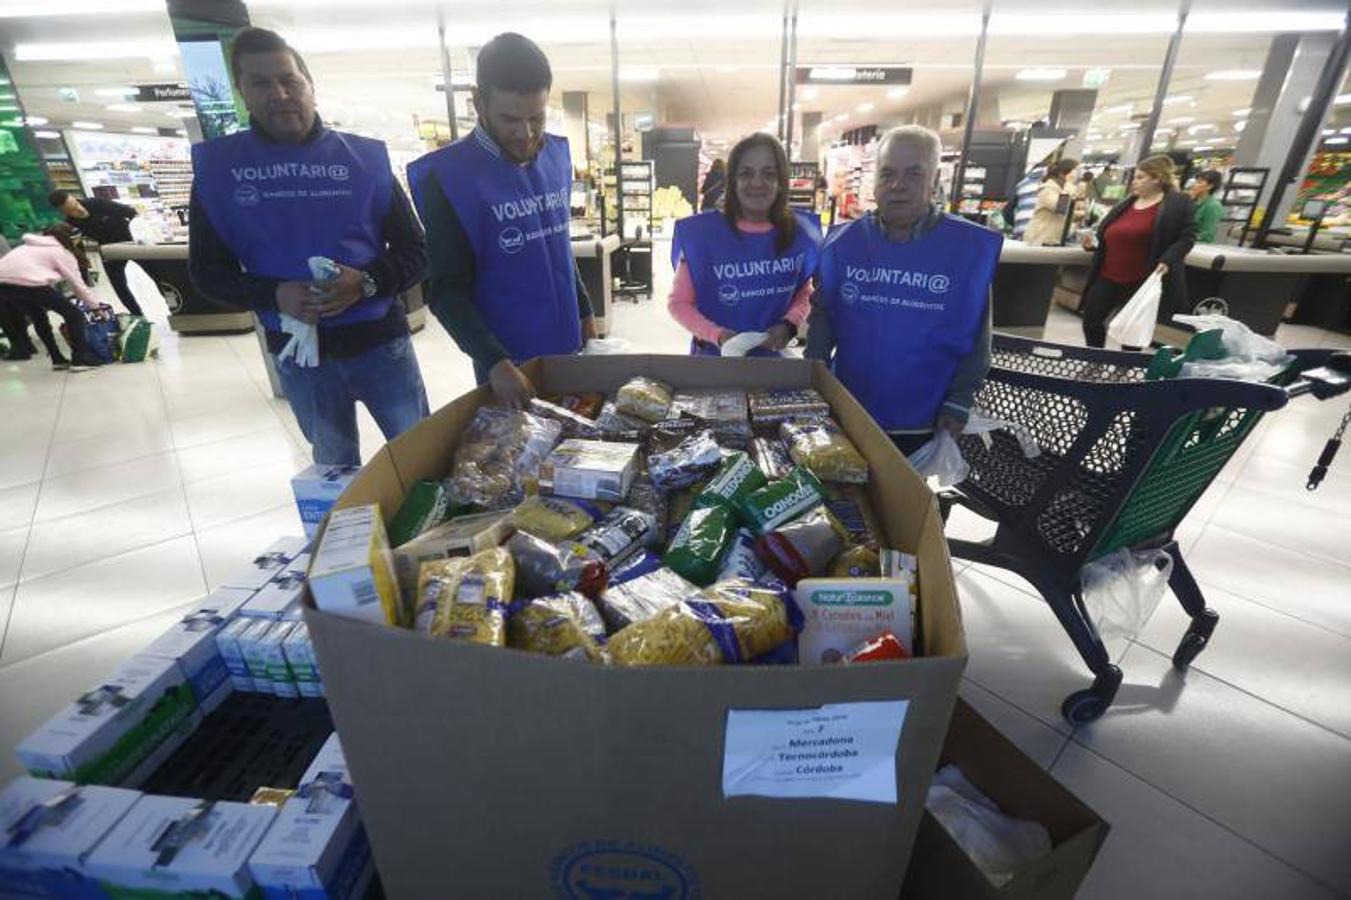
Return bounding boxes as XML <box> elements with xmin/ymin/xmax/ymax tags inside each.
<box><xmin>408</xmin><ymin>32</ymin><xmax>596</xmax><ymax>409</ymax></box>
<box><xmin>806</xmin><ymin>125</ymin><xmax>1000</xmax><ymax>456</ymax></box>
<box><xmin>189</xmin><ymin>27</ymin><xmax>429</xmax><ymax>466</ymax></box>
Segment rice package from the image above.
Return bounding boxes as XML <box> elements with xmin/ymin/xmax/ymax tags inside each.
<box><xmin>508</xmin><ymin>496</ymin><xmax>602</xmax><ymax>543</ymax></box>
<box><xmin>444</xmin><ymin>407</ymin><xmax>562</xmax><ymax>509</ymax></box>
<box><xmin>607</xmin><ymin>580</ymin><xmax>802</xmax><ymax>666</ymax></box>
<box><xmin>599</xmin><ymin>567</ymin><xmax>698</xmax><ymax>632</ymax></box>
<box><xmin>615</xmin><ymin>376</ymin><xmax>674</xmax><ymax>423</ymax></box>
<box><xmin>416</xmin><ymin>548</ymin><xmax>515</xmax><ymax>645</ymax></box>
<box><xmin>663</xmin><ymin>504</ymin><xmax>736</xmax><ymax>587</ymax></box>
<box><xmin>781</xmin><ymin>419</ymin><xmax>869</xmax><ymax>484</ymax></box>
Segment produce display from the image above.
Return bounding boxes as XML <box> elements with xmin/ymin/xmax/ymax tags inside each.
<box><xmin>313</xmin><ymin>377</ymin><xmax>918</xmax><ymax>670</ymax></box>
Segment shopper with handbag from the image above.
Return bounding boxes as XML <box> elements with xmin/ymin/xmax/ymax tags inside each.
<box><xmin>1022</xmin><ymin>158</ymin><xmax>1078</xmax><ymax>246</ymax></box>
<box><xmin>1079</xmin><ymin>155</ymin><xmax>1196</xmax><ymax>348</ymax></box>
<box><xmin>668</xmin><ymin>133</ymin><xmax>821</xmax><ymax>357</ymax></box>
<box><xmin>0</xmin><ymin>227</ymin><xmax>104</xmax><ymax>370</ymax></box>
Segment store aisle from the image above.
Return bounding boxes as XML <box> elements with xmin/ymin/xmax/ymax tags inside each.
<box><xmin>1</xmin><ymin>263</ymin><xmax>1349</xmax><ymax>898</ymax></box>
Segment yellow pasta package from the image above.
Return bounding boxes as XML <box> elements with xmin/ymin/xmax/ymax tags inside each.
<box><xmin>508</xmin><ymin>596</ymin><xmax>609</xmax><ymax>663</ymax></box>
<box><xmin>608</xmin><ymin>580</ymin><xmax>801</xmax><ymax>667</ymax></box>
<box><xmin>415</xmin><ymin>548</ymin><xmax>515</xmax><ymax>647</ymax></box>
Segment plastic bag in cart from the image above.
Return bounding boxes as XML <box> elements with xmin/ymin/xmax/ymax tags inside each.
<box><xmin>1172</xmin><ymin>313</ymin><xmax>1294</xmax><ymax>382</ymax></box>
<box><xmin>908</xmin><ymin>412</ymin><xmax>1041</xmax><ymax>489</ymax></box>
<box><xmin>1080</xmin><ymin>547</ymin><xmax>1173</xmax><ymax>641</ymax></box>
<box><xmin>1106</xmin><ymin>270</ymin><xmax>1162</xmax><ymax>348</ymax></box>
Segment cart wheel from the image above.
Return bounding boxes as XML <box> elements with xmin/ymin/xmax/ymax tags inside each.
<box><xmin>1062</xmin><ymin>690</ymin><xmax>1109</xmax><ymax>726</ymax></box>
<box><xmin>1173</xmin><ymin>633</ymin><xmax>1207</xmax><ymax>671</ymax></box>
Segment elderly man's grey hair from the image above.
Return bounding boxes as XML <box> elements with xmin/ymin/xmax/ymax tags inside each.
<box><xmin>878</xmin><ymin>125</ymin><xmax>942</xmax><ymax>173</ymax></box>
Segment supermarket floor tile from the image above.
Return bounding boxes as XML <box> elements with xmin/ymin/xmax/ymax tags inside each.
<box><xmin>0</xmin><ymin>271</ymin><xmax>1348</xmax><ymax>898</ymax></box>
<box><xmin>1073</xmin><ymin>642</ymin><xmax>1351</xmax><ymax>893</ymax></box>
<box><xmin>1052</xmin><ymin>742</ymin><xmax>1339</xmax><ymax>900</ymax></box>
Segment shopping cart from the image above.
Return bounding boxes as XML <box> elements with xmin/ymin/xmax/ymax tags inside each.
<box><xmin>944</xmin><ymin>333</ymin><xmax>1348</xmax><ymax>725</ymax></box>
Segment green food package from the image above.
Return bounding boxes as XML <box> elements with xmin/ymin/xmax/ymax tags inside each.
<box><xmin>739</xmin><ymin>466</ymin><xmax>827</xmax><ymax>533</ymax></box>
<box><xmin>663</xmin><ymin>504</ymin><xmax>736</xmax><ymax>587</ymax></box>
<box><xmin>387</xmin><ymin>479</ymin><xmax>450</xmax><ymax>547</ymax></box>
<box><xmin>693</xmin><ymin>450</ymin><xmax>768</xmax><ymax>517</ymax></box>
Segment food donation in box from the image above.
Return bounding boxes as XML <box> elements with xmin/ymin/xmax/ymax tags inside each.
<box><xmin>301</xmin><ymin>357</ymin><xmax>968</xmax><ymax>899</ymax></box>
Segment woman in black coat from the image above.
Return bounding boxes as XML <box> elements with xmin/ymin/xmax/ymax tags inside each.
<box><xmin>700</xmin><ymin>158</ymin><xmax>726</xmax><ymax>212</ymax></box>
<box><xmin>1079</xmin><ymin>154</ymin><xmax>1196</xmax><ymax>348</ymax></box>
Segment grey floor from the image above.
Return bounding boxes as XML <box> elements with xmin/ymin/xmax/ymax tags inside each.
<box><xmin>1</xmin><ymin>251</ymin><xmax>1349</xmax><ymax>898</ymax></box>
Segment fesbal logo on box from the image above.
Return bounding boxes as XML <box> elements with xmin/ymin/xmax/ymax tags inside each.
<box><xmin>551</xmin><ymin>840</ymin><xmax>700</xmax><ymax>900</ymax></box>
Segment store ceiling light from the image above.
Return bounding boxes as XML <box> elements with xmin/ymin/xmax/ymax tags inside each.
<box><xmin>0</xmin><ymin>105</ymin><xmax>18</xmax><ymax>113</ymax></box>
<box><xmin>1163</xmin><ymin>95</ymin><xmax>1193</xmax><ymax>105</ymax></box>
<box><xmin>15</xmin><ymin>40</ymin><xmax>176</xmax><ymax>61</ymax></box>
<box><xmin>1324</xmin><ymin>136</ymin><xmax>1348</xmax><ymax>145</ymax></box>
<box><xmin>95</xmin><ymin>87</ymin><xmax>137</xmax><ymax>98</ymax></box>
<box><xmin>1336</xmin><ymin>94</ymin><xmax>1351</xmax><ymax>106</ymax></box>
<box><xmin>619</xmin><ymin>68</ymin><xmax>659</xmax><ymax>83</ymax></box>
<box><xmin>131</xmin><ymin>126</ymin><xmax>157</xmax><ymax>134</ymax></box>
<box><xmin>33</xmin><ymin>129</ymin><xmax>61</xmax><ymax>139</ymax></box>
<box><xmin>801</xmin><ymin>87</ymin><xmax>820</xmax><ymax>101</ymax></box>
<box><xmin>1016</xmin><ymin>68</ymin><xmax>1066</xmax><ymax>81</ymax></box>
<box><xmin>887</xmin><ymin>87</ymin><xmax>909</xmax><ymax>100</ymax></box>
<box><xmin>1194</xmin><ymin>145</ymin><xmax>1214</xmax><ymax>152</ymax></box>
<box><xmin>1341</xmin><ymin>127</ymin><xmax>1351</xmax><ymax>135</ymax></box>
<box><xmin>856</xmin><ymin>102</ymin><xmax>875</xmax><ymax>113</ymax></box>
<box><xmin>0</xmin><ymin>0</ymin><xmax>162</xmax><ymax>14</ymax></box>
<box><xmin>1168</xmin><ymin>116</ymin><xmax>1196</xmax><ymax>124</ymax></box>
<box><xmin>1233</xmin><ymin>108</ymin><xmax>1252</xmax><ymax>117</ymax></box>
<box><xmin>1187</xmin><ymin>124</ymin><xmax>1216</xmax><ymax>133</ymax></box>
<box><xmin>1234</xmin><ymin>120</ymin><xmax>1247</xmax><ymax>132</ymax></box>
<box><xmin>175</xmin><ymin>129</ymin><xmax>187</xmax><ymax>136</ymax></box>
<box><xmin>72</xmin><ymin>121</ymin><xmax>104</xmax><ymax>130</ymax></box>
<box><xmin>832</xmin><ymin>113</ymin><xmax>848</xmax><ymax>122</ymax></box>
<box><xmin>1102</xmin><ymin>103</ymin><xmax>1134</xmax><ymax>115</ymax></box>
<box><xmin>106</xmin><ymin>103</ymin><xmax>142</xmax><ymax>113</ymax></box>
<box><xmin>1204</xmin><ymin>70</ymin><xmax>1261</xmax><ymax>81</ymax></box>
<box><xmin>24</xmin><ymin>115</ymin><xmax>48</xmax><ymax>125</ymax></box>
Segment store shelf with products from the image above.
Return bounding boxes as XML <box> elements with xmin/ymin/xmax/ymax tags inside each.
<box><xmin>1289</xmin><ymin>151</ymin><xmax>1350</xmax><ymax>229</ymax></box>
<box><xmin>603</xmin><ymin>159</ymin><xmax>654</xmax><ymax>240</ymax></box>
<box><xmin>66</xmin><ymin>129</ymin><xmax>192</xmax><ymax>244</ymax></box>
<box><xmin>788</xmin><ymin>161</ymin><xmax>819</xmax><ymax>213</ymax></box>
<box><xmin>1219</xmin><ymin>167</ymin><xmax>1268</xmax><ymax>242</ymax></box>
<box><xmin>825</xmin><ymin>141</ymin><xmax>877</xmax><ymax>221</ymax></box>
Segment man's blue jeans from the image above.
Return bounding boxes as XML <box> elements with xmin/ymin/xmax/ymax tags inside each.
<box><xmin>276</xmin><ymin>335</ymin><xmax>430</xmax><ymax>467</ymax></box>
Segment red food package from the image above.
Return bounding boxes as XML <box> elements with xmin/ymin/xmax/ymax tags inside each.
<box><xmin>842</xmin><ymin>631</ymin><xmax>911</xmax><ymax>664</ymax></box>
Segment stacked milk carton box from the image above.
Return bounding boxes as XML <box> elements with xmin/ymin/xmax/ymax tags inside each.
<box><xmin>292</xmin><ymin>465</ymin><xmax>360</xmax><ymax>538</ymax></box>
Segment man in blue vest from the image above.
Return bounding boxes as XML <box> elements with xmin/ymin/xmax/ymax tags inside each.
<box><xmin>806</xmin><ymin>125</ymin><xmax>1000</xmax><ymax>455</ymax></box>
<box><xmin>189</xmin><ymin>27</ymin><xmax>429</xmax><ymax>466</ymax></box>
<box><xmin>408</xmin><ymin>32</ymin><xmax>595</xmax><ymax>408</ymax></box>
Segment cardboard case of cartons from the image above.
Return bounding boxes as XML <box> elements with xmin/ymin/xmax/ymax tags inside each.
<box><xmin>900</xmin><ymin>700</ymin><xmax>1110</xmax><ymax>900</ymax></box>
<box><xmin>304</xmin><ymin>355</ymin><xmax>970</xmax><ymax>900</ymax></box>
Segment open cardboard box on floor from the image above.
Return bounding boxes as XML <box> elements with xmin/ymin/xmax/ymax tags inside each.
<box><xmin>901</xmin><ymin>700</ymin><xmax>1110</xmax><ymax>900</ymax></box>
<box><xmin>304</xmin><ymin>355</ymin><xmax>969</xmax><ymax>900</ymax></box>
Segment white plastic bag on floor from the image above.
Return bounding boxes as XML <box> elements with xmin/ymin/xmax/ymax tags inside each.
<box><xmin>908</xmin><ymin>431</ymin><xmax>968</xmax><ymax>488</ymax></box>
<box><xmin>1106</xmin><ymin>270</ymin><xmax>1162</xmax><ymax>348</ymax></box>
<box><xmin>1172</xmin><ymin>313</ymin><xmax>1293</xmax><ymax>382</ymax></box>
<box><xmin>719</xmin><ymin>331</ymin><xmax>770</xmax><ymax>357</ymax></box>
<box><xmin>1080</xmin><ymin>547</ymin><xmax>1173</xmax><ymax>640</ymax></box>
<box><xmin>926</xmin><ymin>764</ymin><xmax>1053</xmax><ymax>887</ymax></box>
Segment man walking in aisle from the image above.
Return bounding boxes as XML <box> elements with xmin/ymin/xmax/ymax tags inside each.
<box><xmin>48</xmin><ymin>190</ymin><xmax>143</xmax><ymax>316</ymax></box>
<box><xmin>189</xmin><ymin>27</ymin><xmax>429</xmax><ymax>466</ymax></box>
<box><xmin>807</xmin><ymin>125</ymin><xmax>1001</xmax><ymax>456</ymax></box>
<box><xmin>408</xmin><ymin>32</ymin><xmax>595</xmax><ymax>408</ymax></box>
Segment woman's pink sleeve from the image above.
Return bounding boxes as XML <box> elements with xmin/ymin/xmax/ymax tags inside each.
<box><xmin>667</xmin><ymin>260</ymin><xmax>729</xmax><ymax>345</ymax></box>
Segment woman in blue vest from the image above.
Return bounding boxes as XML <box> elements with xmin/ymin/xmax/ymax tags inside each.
<box><xmin>807</xmin><ymin>125</ymin><xmax>1001</xmax><ymax>454</ymax></box>
<box><xmin>668</xmin><ymin>133</ymin><xmax>821</xmax><ymax>356</ymax></box>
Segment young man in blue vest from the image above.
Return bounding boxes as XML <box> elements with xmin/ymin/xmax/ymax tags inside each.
<box><xmin>806</xmin><ymin>125</ymin><xmax>1000</xmax><ymax>455</ymax></box>
<box><xmin>189</xmin><ymin>28</ymin><xmax>429</xmax><ymax>467</ymax></box>
<box><xmin>408</xmin><ymin>32</ymin><xmax>596</xmax><ymax>409</ymax></box>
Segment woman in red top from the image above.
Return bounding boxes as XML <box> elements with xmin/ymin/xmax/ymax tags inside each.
<box><xmin>1079</xmin><ymin>155</ymin><xmax>1196</xmax><ymax>348</ymax></box>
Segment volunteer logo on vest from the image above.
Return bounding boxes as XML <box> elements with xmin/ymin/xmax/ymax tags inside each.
<box><xmin>234</xmin><ymin>184</ymin><xmax>261</xmax><ymax>207</ymax></box>
<box><xmin>327</xmin><ymin>164</ymin><xmax>350</xmax><ymax>181</ymax></box>
<box><xmin>840</xmin><ymin>282</ymin><xmax>860</xmax><ymax>305</ymax></box>
<box><xmin>718</xmin><ymin>282</ymin><xmax>740</xmax><ymax>306</ymax></box>
<box><xmin>929</xmin><ymin>274</ymin><xmax>951</xmax><ymax>294</ymax></box>
<box><xmin>499</xmin><ymin>226</ymin><xmax>526</xmax><ymax>254</ymax></box>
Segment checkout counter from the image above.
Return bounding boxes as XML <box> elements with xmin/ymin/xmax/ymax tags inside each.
<box><xmin>993</xmin><ymin>241</ymin><xmax>1092</xmax><ymax>336</ymax></box>
<box><xmin>570</xmin><ymin>231</ymin><xmax>623</xmax><ymax>337</ymax></box>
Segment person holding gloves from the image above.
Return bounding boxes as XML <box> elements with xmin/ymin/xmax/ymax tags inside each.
<box><xmin>1078</xmin><ymin>154</ymin><xmax>1196</xmax><ymax>348</ymax></box>
<box><xmin>409</xmin><ymin>32</ymin><xmax>595</xmax><ymax>408</ymax></box>
<box><xmin>668</xmin><ymin>132</ymin><xmax>821</xmax><ymax>357</ymax></box>
<box><xmin>1022</xmin><ymin>158</ymin><xmax>1078</xmax><ymax>246</ymax></box>
<box><xmin>189</xmin><ymin>27</ymin><xmax>430</xmax><ymax>466</ymax></box>
<box><xmin>0</xmin><ymin>225</ymin><xmax>104</xmax><ymax>370</ymax></box>
<box><xmin>807</xmin><ymin>126</ymin><xmax>1001</xmax><ymax>454</ymax></box>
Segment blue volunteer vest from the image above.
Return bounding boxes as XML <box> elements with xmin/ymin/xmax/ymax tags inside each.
<box><xmin>407</xmin><ymin>132</ymin><xmax>580</xmax><ymax>363</ymax></box>
<box><xmin>191</xmin><ymin>127</ymin><xmax>396</xmax><ymax>332</ymax></box>
<box><xmin>819</xmin><ymin>213</ymin><xmax>1001</xmax><ymax>430</ymax></box>
<box><xmin>672</xmin><ymin>210</ymin><xmax>821</xmax><ymax>356</ymax></box>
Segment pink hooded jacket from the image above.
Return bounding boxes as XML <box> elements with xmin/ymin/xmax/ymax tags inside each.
<box><xmin>0</xmin><ymin>234</ymin><xmax>99</xmax><ymax>307</ymax></box>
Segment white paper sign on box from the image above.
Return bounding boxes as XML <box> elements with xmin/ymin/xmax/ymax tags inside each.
<box><xmin>722</xmin><ymin>700</ymin><xmax>909</xmax><ymax>804</ymax></box>
<box><xmin>0</xmin><ymin>778</ymin><xmax>142</xmax><ymax>899</ymax></box>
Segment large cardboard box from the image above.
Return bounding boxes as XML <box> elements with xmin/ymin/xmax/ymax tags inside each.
<box><xmin>305</xmin><ymin>355</ymin><xmax>969</xmax><ymax>900</ymax></box>
<box><xmin>900</xmin><ymin>700</ymin><xmax>1110</xmax><ymax>900</ymax></box>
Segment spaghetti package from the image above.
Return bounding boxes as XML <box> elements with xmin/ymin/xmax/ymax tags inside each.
<box><xmin>781</xmin><ymin>419</ymin><xmax>869</xmax><ymax>484</ymax></box>
<box><xmin>755</xmin><ymin>506</ymin><xmax>850</xmax><ymax>587</ymax></box>
<box><xmin>507</xmin><ymin>496</ymin><xmax>602</xmax><ymax>544</ymax></box>
<box><xmin>509</xmin><ymin>593</ymin><xmax>608</xmax><ymax>662</ymax></box>
<box><xmin>443</xmin><ymin>407</ymin><xmax>562</xmax><ymax>509</ymax></box>
<box><xmin>595</xmin><ymin>402</ymin><xmax>648</xmax><ymax>437</ymax></box>
<box><xmin>748</xmin><ymin>388</ymin><xmax>831</xmax><ymax>429</ymax></box>
<box><xmin>506</xmin><ymin>530</ymin><xmax>607</xmax><ymax>599</ymax></box>
<box><xmin>623</xmin><ymin>476</ymin><xmax>668</xmax><ymax>547</ymax></box>
<box><xmin>668</xmin><ymin>390</ymin><xmax>752</xmax><ymax>447</ymax></box>
<box><xmin>415</xmin><ymin>549</ymin><xmax>515</xmax><ymax>646</ymax></box>
<box><xmin>831</xmin><ymin>544</ymin><xmax>882</xmax><ymax>578</ymax></box>
<box><xmin>529</xmin><ymin>398</ymin><xmax>604</xmax><ymax>439</ymax></box>
<box><xmin>615</xmin><ymin>377</ymin><xmax>674</xmax><ymax>423</ymax></box>
<box><xmin>663</xmin><ymin>504</ymin><xmax>736</xmax><ymax>587</ymax></box>
<box><xmin>646</xmin><ymin>426</ymin><xmax>723</xmax><ymax>490</ymax></box>
<box><xmin>750</xmin><ymin>436</ymin><xmax>794</xmax><ymax>481</ymax></box>
<box><xmin>578</xmin><ymin>506</ymin><xmax>660</xmax><ymax>568</ymax></box>
<box><xmin>607</xmin><ymin>580</ymin><xmax>802</xmax><ymax>666</ymax></box>
<box><xmin>598</xmin><ymin>567</ymin><xmax>698</xmax><ymax>632</ymax></box>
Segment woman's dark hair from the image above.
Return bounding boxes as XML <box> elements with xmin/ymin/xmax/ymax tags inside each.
<box><xmin>48</xmin><ymin>189</ymin><xmax>72</xmax><ymax>209</ymax></box>
<box><xmin>1197</xmin><ymin>169</ymin><xmax>1223</xmax><ymax>193</ymax></box>
<box><xmin>477</xmin><ymin>32</ymin><xmax>552</xmax><ymax>100</ymax></box>
<box><xmin>1044</xmin><ymin>158</ymin><xmax>1078</xmax><ymax>182</ymax></box>
<box><xmin>42</xmin><ymin>222</ymin><xmax>90</xmax><ymax>277</ymax></box>
<box><xmin>709</xmin><ymin>158</ymin><xmax>726</xmax><ymax>175</ymax></box>
<box><xmin>724</xmin><ymin>132</ymin><xmax>797</xmax><ymax>254</ymax></box>
<box><xmin>230</xmin><ymin>27</ymin><xmax>312</xmax><ymax>84</ymax></box>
